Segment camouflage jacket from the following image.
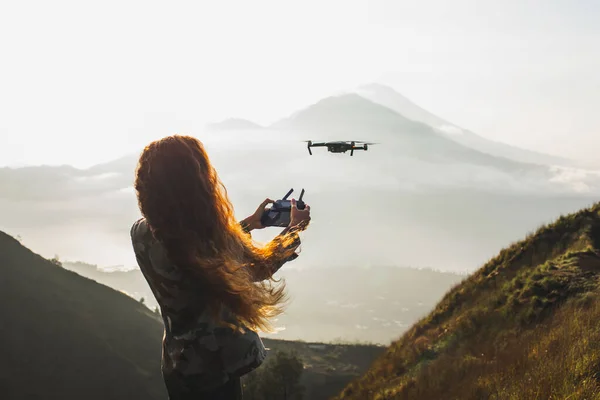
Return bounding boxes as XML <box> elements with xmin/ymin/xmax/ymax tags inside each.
<box><xmin>130</xmin><ymin>218</ymin><xmax>300</xmax><ymax>391</ymax></box>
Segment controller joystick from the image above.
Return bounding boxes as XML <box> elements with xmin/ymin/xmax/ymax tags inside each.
<box><xmin>260</xmin><ymin>188</ymin><xmax>306</xmax><ymax>228</ymax></box>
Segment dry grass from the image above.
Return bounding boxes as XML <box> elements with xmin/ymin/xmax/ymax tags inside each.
<box><xmin>333</xmin><ymin>203</ymin><xmax>600</xmax><ymax>400</ymax></box>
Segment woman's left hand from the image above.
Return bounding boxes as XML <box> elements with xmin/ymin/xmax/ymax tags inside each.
<box><xmin>243</xmin><ymin>198</ymin><xmax>274</xmax><ymax>231</ymax></box>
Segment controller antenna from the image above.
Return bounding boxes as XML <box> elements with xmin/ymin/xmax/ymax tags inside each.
<box><xmin>282</xmin><ymin>188</ymin><xmax>294</xmax><ymax>200</ymax></box>
<box><xmin>298</xmin><ymin>188</ymin><xmax>305</xmax><ymax>202</ymax></box>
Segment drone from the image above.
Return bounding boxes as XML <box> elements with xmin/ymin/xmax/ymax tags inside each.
<box><xmin>304</xmin><ymin>140</ymin><xmax>378</xmax><ymax>156</ymax></box>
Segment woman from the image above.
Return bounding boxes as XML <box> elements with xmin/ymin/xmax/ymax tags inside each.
<box><xmin>130</xmin><ymin>135</ymin><xmax>311</xmax><ymax>399</ymax></box>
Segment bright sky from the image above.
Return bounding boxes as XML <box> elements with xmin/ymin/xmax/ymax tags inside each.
<box><xmin>1</xmin><ymin>0</ymin><xmax>599</xmax><ymax>168</ymax></box>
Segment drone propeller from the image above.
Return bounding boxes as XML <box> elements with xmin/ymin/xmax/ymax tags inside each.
<box><xmin>350</xmin><ymin>141</ymin><xmax>378</xmax><ymax>145</ymax></box>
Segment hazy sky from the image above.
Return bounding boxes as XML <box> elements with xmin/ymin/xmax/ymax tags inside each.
<box><xmin>1</xmin><ymin>0</ymin><xmax>599</xmax><ymax>167</ymax></box>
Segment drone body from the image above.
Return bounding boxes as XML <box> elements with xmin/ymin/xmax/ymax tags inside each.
<box><xmin>305</xmin><ymin>140</ymin><xmax>377</xmax><ymax>156</ymax></box>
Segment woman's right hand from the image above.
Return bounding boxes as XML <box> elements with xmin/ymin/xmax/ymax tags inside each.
<box><xmin>289</xmin><ymin>199</ymin><xmax>311</xmax><ymax>229</ymax></box>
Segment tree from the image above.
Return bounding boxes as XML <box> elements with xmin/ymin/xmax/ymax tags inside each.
<box><xmin>242</xmin><ymin>350</ymin><xmax>305</xmax><ymax>400</ymax></box>
<box><xmin>49</xmin><ymin>254</ymin><xmax>63</xmax><ymax>268</ymax></box>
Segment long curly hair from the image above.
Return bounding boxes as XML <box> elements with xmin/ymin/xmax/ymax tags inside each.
<box><xmin>134</xmin><ymin>135</ymin><xmax>301</xmax><ymax>333</ymax></box>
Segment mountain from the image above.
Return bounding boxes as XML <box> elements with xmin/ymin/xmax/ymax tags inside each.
<box><xmin>355</xmin><ymin>83</ymin><xmax>573</xmax><ymax>167</ymax></box>
<box><xmin>333</xmin><ymin>202</ymin><xmax>600</xmax><ymax>399</ymax></box>
<box><xmin>271</xmin><ymin>93</ymin><xmax>547</xmax><ymax>175</ymax></box>
<box><xmin>355</xmin><ymin>83</ymin><xmax>459</xmax><ymax>133</ymax></box>
<box><xmin>0</xmin><ymin>231</ymin><xmax>384</xmax><ymax>400</ymax></box>
<box><xmin>205</xmin><ymin>118</ymin><xmax>264</xmax><ymax>131</ymax></box>
<box><xmin>2</xmin><ymin>90</ymin><xmax>594</xmax><ymax>205</ymax></box>
<box><xmin>271</xmin><ymin>93</ymin><xmax>432</xmax><ymax>134</ymax></box>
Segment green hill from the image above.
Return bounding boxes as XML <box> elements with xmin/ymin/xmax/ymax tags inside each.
<box><xmin>0</xmin><ymin>230</ymin><xmax>167</xmax><ymax>400</ymax></box>
<box><xmin>0</xmin><ymin>231</ymin><xmax>384</xmax><ymax>400</ymax></box>
<box><xmin>334</xmin><ymin>202</ymin><xmax>600</xmax><ymax>400</ymax></box>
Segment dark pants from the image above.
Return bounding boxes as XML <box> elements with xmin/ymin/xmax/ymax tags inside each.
<box><xmin>164</xmin><ymin>375</ymin><xmax>243</xmax><ymax>400</ymax></box>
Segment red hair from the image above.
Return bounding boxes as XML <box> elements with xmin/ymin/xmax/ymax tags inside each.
<box><xmin>134</xmin><ymin>135</ymin><xmax>301</xmax><ymax>332</ymax></box>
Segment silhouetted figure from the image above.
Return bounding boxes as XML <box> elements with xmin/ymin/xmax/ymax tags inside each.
<box><xmin>130</xmin><ymin>135</ymin><xmax>311</xmax><ymax>399</ymax></box>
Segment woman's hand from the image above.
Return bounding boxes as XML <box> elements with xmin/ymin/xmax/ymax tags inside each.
<box><xmin>289</xmin><ymin>198</ymin><xmax>311</xmax><ymax>229</ymax></box>
<box><xmin>241</xmin><ymin>198</ymin><xmax>274</xmax><ymax>231</ymax></box>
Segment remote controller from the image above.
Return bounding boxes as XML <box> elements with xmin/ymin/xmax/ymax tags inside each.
<box><xmin>260</xmin><ymin>188</ymin><xmax>306</xmax><ymax>228</ymax></box>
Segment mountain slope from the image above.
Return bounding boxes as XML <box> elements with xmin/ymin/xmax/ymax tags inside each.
<box><xmin>355</xmin><ymin>83</ymin><xmax>457</xmax><ymax>132</ymax></box>
<box><xmin>334</xmin><ymin>202</ymin><xmax>600</xmax><ymax>399</ymax></box>
<box><xmin>0</xmin><ymin>231</ymin><xmax>167</xmax><ymax>400</ymax></box>
<box><xmin>355</xmin><ymin>83</ymin><xmax>572</xmax><ymax>167</ymax></box>
<box><xmin>0</xmin><ymin>231</ymin><xmax>384</xmax><ymax>400</ymax></box>
<box><xmin>271</xmin><ymin>93</ymin><xmax>432</xmax><ymax>135</ymax></box>
<box><xmin>271</xmin><ymin>93</ymin><xmax>546</xmax><ymax>175</ymax></box>
<box><xmin>62</xmin><ymin>261</ymin><xmax>150</xmax><ymax>303</ymax></box>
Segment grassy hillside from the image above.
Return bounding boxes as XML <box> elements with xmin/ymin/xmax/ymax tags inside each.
<box><xmin>334</xmin><ymin>202</ymin><xmax>600</xmax><ymax>400</ymax></box>
<box><xmin>0</xmin><ymin>231</ymin><xmax>383</xmax><ymax>400</ymax></box>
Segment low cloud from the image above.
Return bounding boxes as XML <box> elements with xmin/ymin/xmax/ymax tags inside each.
<box><xmin>548</xmin><ymin>165</ymin><xmax>600</xmax><ymax>194</ymax></box>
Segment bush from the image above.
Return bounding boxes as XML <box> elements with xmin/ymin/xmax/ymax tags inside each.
<box><xmin>242</xmin><ymin>350</ymin><xmax>305</xmax><ymax>400</ymax></box>
<box><xmin>49</xmin><ymin>254</ymin><xmax>63</xmax><ymax>268</ymax></box>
